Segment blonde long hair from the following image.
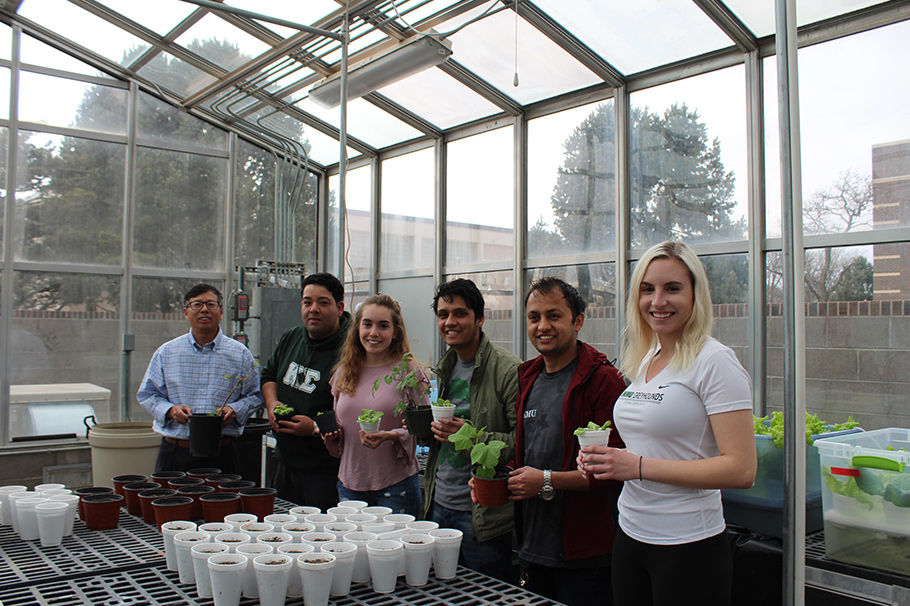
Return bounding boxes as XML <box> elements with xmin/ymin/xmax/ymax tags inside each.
<box><xmin>333</xmin><ymin>294</ymin><xmax>411</xmax><ymax>396</ymax></box>
<box><xmin>620</xmin><ymin>241</ymin><xmax>713</xmax><ymax>379</ymax></box>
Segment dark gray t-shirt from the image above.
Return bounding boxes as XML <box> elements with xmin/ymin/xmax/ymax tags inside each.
<box><xmin>519</xmin><ymin>357</ymin><xmax>577</xmax><ymax>567</ymax></box>
<box><xmin>434</xmin><ymin>357</ymin><xmax>474</xmax><ymax>511</ymax></box>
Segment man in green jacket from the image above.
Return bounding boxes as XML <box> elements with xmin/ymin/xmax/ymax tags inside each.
<box><xmin>261</xmin><ymin>273</ymin><xmax>352</xmax><ymax>512</ymax></box>
<box><xmin>424</xmin><ymin>278</ymin><xmax>521</xmax><ymax>583</ymax></box>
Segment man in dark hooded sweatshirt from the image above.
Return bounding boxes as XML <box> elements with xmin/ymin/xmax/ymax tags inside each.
<box><xmin>261</xmin><ymin>272</ymin><xmax>352</xmax><ymax>511</ymax></box>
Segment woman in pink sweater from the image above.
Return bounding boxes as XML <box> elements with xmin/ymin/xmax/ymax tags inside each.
<box><xmin>322</xmin><ymin>294</ymin><xmax>428</xmax><ymax>515</ymax></box>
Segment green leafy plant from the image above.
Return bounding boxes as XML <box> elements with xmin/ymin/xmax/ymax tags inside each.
<box><xmin>357</xmin><ymin>408</ymin><xmax>384</xmax><ymax>424</ymax></box>
<box><xmin>823</xmin><ymin>468</ymin><xmax>876</xmax><ymax>510</ymax></box>
<box><xmin>449</xmin><ymin>422</ymin><xmax>506</xmax><ymax>479</ymax></box>
<box><xmin>273</xmin><ymin>404</ymin><xmax>294</xmax><ymax>417</ymax></box>
<box><xmin>753</xmin><ymin>412</ymin><xmax>859</xmax><ymax>448</ymax></box>
<box><xmin>573</xmin><ymin>420</ymin><xmax>612</xmax><ymax>436</ymax></box>
<box><xmin>432</xmin><ymin>399</ymin><xmax>454</xmax><ymax>407</ymax></box>
<box><xmin>372</xmin><ymin>352</ymin><xmax>433</xmax><ymax>415</ymax></box>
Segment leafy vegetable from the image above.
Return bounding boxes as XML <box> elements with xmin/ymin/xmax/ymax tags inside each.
<box><xmin>433</xmin><ymin>399</ymin><xmax>454</xmax><ymax>407</ymax></box>
<box><xmin>573</xmin><ymin>420</ymin><xmax>612</xmax><ymax>436</ymax></box>
<box><xmin>823</xmin><ymin>468</ymin><xmax>876</xmax><ymax>510</ymax></box>
<box><xmin>273</xmin><ymin>404</ymin><xmax>294</xmax><ymax>417</ymax></box>
<box><xmin>372</xmin><ymin>353</ymin><xmax>433</xmax><ymax>415</ymax></box>
<box><xmin>357</xmin><ymin>409</ymin><xmax>384</xmax><ymax>425</ymax></box>
<box><xmin>449</xmin><ymin>422</ymin><xmax>506</xmax><ymax>479</ymax></box>
<box><xmin>753</xmin><ymin>412</ymin><xmax>859</xmax><ymax>448</ymax></box>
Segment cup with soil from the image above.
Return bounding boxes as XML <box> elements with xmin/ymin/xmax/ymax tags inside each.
<box><xmin>82</xmin><ymin>493</ymin><xmax>125</xmax><ymax>530</ymax></box>
<box><xmin>200</xmin><ymin>492</ymin><xmax>242</xmax><ymax>523</ymax></box>
<box><xmin>112</xmin><ymin>475</ymin><xmax>148</xmax><ymax>501</ymax></box>
<box><xmin>314</xmin><ymin>410</ymin><xmax>338</xmax><ymax>434</ymax></box>
<box><xmin>187</xmin><ymin>467</ymin><xmax>221</xmax><ymax>480</ymax></box>
<box><xmin>138</xmin><ymin>488</ymin><xmax>177</xmax><ymax>524</ymax></box>
<box><xmin>152</xmin><ymin>495</ymin><xmax>194</xmax><ymax>530</ymax></box>
<box><xmin>123</xmin><ymin>482</ymin><xmax>161</xmax><ymax>516</ymax></box>
<box><xmin>74</xmin><ymin>486</ymin><xmax>114</xmax><ymax>520</ymax></box>
<box><xmin>205</xmin><ymin>473</ymin><xmax>242</xmax><ymax>489</ymax></box>
<box><xmin>177</xmin><ymin>485</ymin><xmax>216</xmax><ymax>521</ymax></box>
<box><xmin>239</xmin><ymin>487</ymin><xmax>277</xmax><ymax>521</ymax></box>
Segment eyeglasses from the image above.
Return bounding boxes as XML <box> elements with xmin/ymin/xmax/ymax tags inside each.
<box><xmin>185</xmin><ymin>300</ymin><xmax>222</xmax><ymax>311</ymax></box>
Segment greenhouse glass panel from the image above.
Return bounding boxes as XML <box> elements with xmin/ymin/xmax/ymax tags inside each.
<box><xmin>175</xmin><ymin>13</ymin><xmax>272</xmax><ymax>72</ymax></box>
<box><xmin>630</xmin><ymin>66</ymin><xmax>748</xmax><ymax>248</ymax></box>
<box><xmin>133</xmin><ymin>148</ymin><xmax>227</xmax><ymax>271</ymax></box>
<box><xmin>0</xmin><ymin>126</ymin><xmax>6</xmax><ymax>256</ymax></box>
<box><xmin>137</xmin><ymin>90</ymin><xmax>228</xmax><ymax>150</ymax></box>
<box><xmin>296</xmin><ymin>96</ymin><xmax>423</xmax><ymax>150</ymax></box>
<box><xmin>18</xmin><ymin>0</ymin><xmax>151</xmax><ymax>68</ymax></box>
<box><xmin>528</xmin><ymin>100</ymin><xmax>615</xmax><ymax>259</ymax></box>
<box><xmin>448</xmin><ymin>10</ymin><xmax>601</xmax><ymax>104</ymax></box>
<box><xmin>95</xmin><ymin>0</ymin><xmax>196</xmax><ymax>37</ymax></box>
<box><xmin>15</xmin><ymin>132</ymin><xmax>125</xmax><ymax>265</ymax></box>
<box><xmin>328</xmin><ymin>165</ymin><xmax>371</xmax><ymax>283</ymax></box>
<box><xmin>725</xmin><ymin>0</ymin><xmax>889</xmax><ymax>38</ymax></box>
<box><xmin>19</xmin><ymin>72</ymin><xmax>127</xmax><ymax>135</ymax></box>
<box><xmin>377</xmin><ymin>275</ymin><xmax>436</xmax><ymax>368</ymax></box>
<box><xmin>0</xmin><ymin>67</ymin><xmax>8</xmax><ymax>121</ymax></box>
<box><xmin>223</xmin><ymin>0</ymin><xmax>340</xmax><ymax>39</ymax></box>
<box><xmin>381</xmin><ymin>148</ymin><xmax>435</xmax><ymax>273</ymax></box>
<box><xmin>136</xmin><ymin>51</ymin><xmax>218</xmax><ymax>98</ymax></box>
<box><xmin>764</xmin><ymin>22</ymin><xmax>910</xmax><ymax>238</ymax></box>
<box><xmin>525</xmin><ymin>263</ymin><xmax>617</xmax><ymax>359</ymax></box>
<box><xmin>446</xmin><ymin>127</ymin><xmax>514</xmax><ymax>267</ymax></box>
<box><xmin>532</xmin><ymin>0</ymin><xmax>732</xmax><ymax>75</ymax></box>
<box><xmin>11</xmin><ymin>271</ymin><xmax>121</xmax><ymax>406</ymax></box>
<box><xmin>445</xmin><ymin>269</ymin><xmax>514</xmax><ymax>353</ymax></box>
<box><xmin>378</xmin><ymin>68</ymin><xmax>501</xmax><ymax>130</ymax></box>
<box><xmin>0</xmin><ymin>22</ymin><xmax>10</xmax><ymax>60</ymax></box>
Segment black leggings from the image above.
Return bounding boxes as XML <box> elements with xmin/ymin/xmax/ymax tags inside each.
<box><xmin>612</xmin><ymin>525</ymin><xmax>732</xmax><ymax>606</ymax></box>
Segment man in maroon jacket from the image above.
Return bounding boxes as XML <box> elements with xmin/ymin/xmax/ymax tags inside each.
<box><xmin>508</xmin><ymin>277</ymin><xmax>626</xmax><ymax>606</ymax></box>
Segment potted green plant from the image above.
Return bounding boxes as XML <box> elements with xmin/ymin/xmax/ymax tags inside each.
<box><xmin>574</xmin><ymin>420</ymin><xmax>612</xmax><ymax>447</ymax></box>
<box><xmin>357</xmin><ymin>408</ymin><xmax>384</xmax><ymax>434</ymax></box>
<box><xmin>449</xmin><ymin>422</ymin><xmax>509</xmax><ymax>507</ymax></box>
<box><xmin>373</xmin><ymin>352</ymin><xmax>434</xmax><ymax>437</ymax></box>
<box><xmin>273</xmin><ymin>404</ymin><xmax>296</xmax><ymax>423</ymax></box>
<box><xmin>189</xmin><ymin>370</ymin><xmax>251</xmax><ymax>458</ymax></box>
<box><xmin>314</xmin><ymin>410</ymin><xmax>339</xmax><ymax>434</ymax></box>
<box><xmin>430</xmin><ymin>398</ymin><xmax>455</xmax><ymax>423</ymax></box>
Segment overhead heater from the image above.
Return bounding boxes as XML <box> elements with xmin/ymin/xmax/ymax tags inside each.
<box><xmin>308</xmin><ymin>34</ymin><xmax>453</xmax><ymax>109</ymax></box>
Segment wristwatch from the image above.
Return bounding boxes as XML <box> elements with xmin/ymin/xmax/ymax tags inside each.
<box><xmin>539</xmin><ymin>469</ymin><xmax>555</xmax><ymax>501</ymax></box>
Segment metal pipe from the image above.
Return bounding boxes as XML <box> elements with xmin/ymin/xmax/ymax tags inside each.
<box><xmin>775</xmin><ymin>0</ymin><xmax>807</xmax><ymax>603</ymax></box>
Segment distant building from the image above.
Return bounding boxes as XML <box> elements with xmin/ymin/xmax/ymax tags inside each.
<box><xmin>872</xmin><ymin>139</ymin><xmax>910</xmax><ymax>300</ymax></box>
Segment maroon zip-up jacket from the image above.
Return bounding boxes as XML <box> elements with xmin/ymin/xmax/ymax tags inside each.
<box><xmin>515</xmin><ymin>341</ymin><xmax>627</xmax><ymax>561</ymax></box>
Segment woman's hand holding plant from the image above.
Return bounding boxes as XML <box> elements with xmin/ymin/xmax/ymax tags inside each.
<box><xmin>577</xmin><ymin>446</ymin><xmax>640</xmax><ymax>481</ymax></box>
<box><xmin>360</xmin><ymin>430</ymin><xmax>398</xmax><ymax>449</ymax></box>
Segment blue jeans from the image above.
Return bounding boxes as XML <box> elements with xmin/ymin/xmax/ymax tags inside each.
<box><xmin>336</xmin><ymin>474</ymin><xmax>422</xmax><ymax>517</ymax></box>
<box><xmin>431</xmin><ymin>503</ymin><xmax>514</xmax><ymax>583</ymax></box>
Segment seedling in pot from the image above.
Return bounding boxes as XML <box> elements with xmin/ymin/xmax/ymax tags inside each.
<box><xmin>357</xmin><ymin>409</ymin><xmax>384</xmax><ymax>425</ymax></box>
<box><xmin>273</xmin><ymin>404</ymin><xmax>294</xmax><ymax>417</ymax></box>
<box><xmin>573</xmin><ymin>420</ymin><xmax>612</xmax><ymax>436</ymax></box>
<box><xmin>449</xmin><ymin>422</ymin><xmax>506</xmax><ymax>479</ymax></box>
<box><xmin>373</xmin><ymin>352</ymin><xmax>433</xmax><ymax>416</ymax></box>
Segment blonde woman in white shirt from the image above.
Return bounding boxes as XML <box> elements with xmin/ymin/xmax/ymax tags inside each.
<box><xmin>578</xmin><ymin>241</ymin><xmax>756</xmax><ymax>606</ymax></box>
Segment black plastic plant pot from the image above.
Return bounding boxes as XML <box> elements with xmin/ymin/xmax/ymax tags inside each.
<box><xmin>314</xmin><ymin>410</ymin><xmax>339</xmax><ymax>434</ymax></box>
<box><xmin>188</xmin><ymin>414</ymin><xmax>223</xmax><ymax>458</ymax></box>
<box><xmin>403</xmin><ymin>405</ymin><xmax>433</xmax><ymax>437</ymax></box>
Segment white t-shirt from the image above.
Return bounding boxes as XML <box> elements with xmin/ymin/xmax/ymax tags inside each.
<box><xmin>614</xmin><ymin>338</ymin><xmax>752</xmax><ymax>545</ymax></box>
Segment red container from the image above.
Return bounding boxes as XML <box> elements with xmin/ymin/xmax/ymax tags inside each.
<box><xmin>239</xmin><ymin>487</ymin><xmax>277</xmax><ymax>521</ymax></box>
<box><xmin>112</xmin><ymin>475</ymin><xmax>148</xmax><ymax>501</ymax></box>
<box><xmin>123</xmin><ymin>482</ymin><xmax>161</xmax><ymax>516</ymax></box>
<box><xmin>151</xmin><ymin>496</ymin><xmax>194</xmax><ymax>530</ymax></box>
<box><xmin>150</xmin><ymin>471</ymin><xmax>186</xmax><ymax>484</ymax></box>
<box><xmin>177</xmin><ymin>485</ymin><xmax>215</xmax><ymax>521</ymax></box>
<box><xmin>138</xmin><ymin>488</ymin><xmax>177</xmax><ymax>524</ymax></box>
<box><xmin>82</xmin><ymin>494</ymin><xmax>124</xmax><ymax>530</ymax></box>
<box><xmin>74</xmin><ymin>486</ymin><xmax>114</xmax><ymax>520</ymax></box>
<box><xmin>199</xmin><ymin>492</ymin><xmax>242</xmax><ymax>523</ymax></box>
<box><xmin>218</xmin><ymin>480</ymin><xmax>256</xmax><ymax>494</ymax></box>
<box><xmin>168</xmin><ymin>477</ymin><xmax>205</xmax><ymax>490</ymax></box>
<box><xmin>204</xmin><ymin>474</ymin><xmax>242</xmax><ymax>489</ymax></box>
<box><xmin>187</xmin><ymin>467</ymin><xmax>221</xmax><ymax>480</ymax></box>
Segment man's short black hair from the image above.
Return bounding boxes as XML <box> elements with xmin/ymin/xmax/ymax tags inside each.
<box><xmin>432</xmin><ymin>278</ymin><xmax>485</xmax><ymax>319</ymax></box>
<box><xmin>525</xmin><ymin>276</ymin><xmax>586</xmax><ymax>320</ymax></box>
<box><xmin>184</xmin><ymin>284</ymin><xmax>222</xmax><ymax>306</ymax></box>
<box><xmin>302</xmin><ymin>273</ymin><xmax>344</xmax><ymax>303</ymax></box>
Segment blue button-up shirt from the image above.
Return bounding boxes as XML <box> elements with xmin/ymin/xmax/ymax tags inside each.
<box><xmin>137</xmin><ymin>330</ymin><xmax>262</xmax><ymax>439</ymax></box>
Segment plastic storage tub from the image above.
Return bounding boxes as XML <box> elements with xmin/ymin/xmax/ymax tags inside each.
<box><xmin>815</xmin><ymin>428</ymin><xmax>910</xmax><ymax>576</ymax></box>
<box><xmin>722</xmin><ymin>427</ymin><xmax>862</xmax><ymax>538</ymax></box>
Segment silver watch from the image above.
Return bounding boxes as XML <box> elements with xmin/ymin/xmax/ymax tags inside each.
<box><xmin>539</xmin><ymin>469</ymin><xmax>555</xmax><ymax>501</ymax></box>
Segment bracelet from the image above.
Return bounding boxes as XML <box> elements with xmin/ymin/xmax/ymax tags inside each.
<box><xmin>639</xmin><ymin>456</ymin><xmax>643</xmax><ymax>481</ymax></box>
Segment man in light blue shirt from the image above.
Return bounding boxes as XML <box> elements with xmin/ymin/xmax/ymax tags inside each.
<box><xmin>138</xmin><ymin>284</ymin><xmax>262</xmax><ymax>473</ymax></box>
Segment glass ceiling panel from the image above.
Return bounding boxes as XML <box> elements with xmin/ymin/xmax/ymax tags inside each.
<box><xmin>94</xmin><ymin>0</ymin><xmax>196</xmax><ymax>37</ymax></box>
<box><xmin>175</xmin><ymin>13</ymin><xmax>272</xmax><ymax>72</ymax></box>
<box><xmin>449</xmin><ymin>10</ymin><xmax>601</xmax><ymax>105</ymax></box>
<box><xmin>378</xmin><ymin>68</ymin><xmax>502</xmax><ymax>130</ymax></box>
<box><xmin>244</xmin><ymin>106</ymin><xmax>357</xmax><ymax>167</ymax></box>
<box><xmin>0</xmin><ymin>23</ymin><xmax>10</xmax><ymax>60</ymax></box>
<box><xmin>319</xmin><ymin>25</ymin><xmax>387</xmax><ymax>66</ymax></box>
<box><xmin>20</xmin><ymin>34</ymin><xmax>114</xmax><ymax>78</ymax></box>
<box><xmin>724</xmin><ymin>0</ymin><xmax>889</xmax><ymax>38</ymax></box>
<box><xmin>224</xmin><ymin>0</ymin><xmax>340</xmax><ymax>39</ymax></box>
<box><xmin>533</xmin><ymin>0</ymin><xmax>733</xmax><ymax>75</ymax></box>
<box><xmin>18</xmin><ymin>0</ymin><xmax>151</xmax><ymax>67</ymax></box>
<box><xmin>295</xmin><ymin>96</ymin><xmax>423</xmax><ymax>150</ymax></box>
<box><xmin>136</xmin><ymin>51</ymin><xmax>218</xmax><ymax>97</ymax></box>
